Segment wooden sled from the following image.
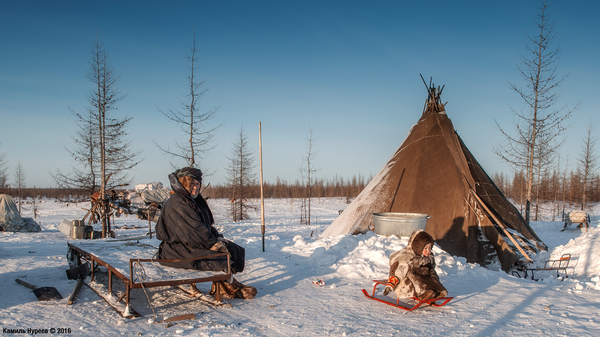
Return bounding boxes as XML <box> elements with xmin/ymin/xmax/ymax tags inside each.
<box><xmin>362</xmin><ymin>280</ymin><xmax>452</xmax><ymax>311</ymax></box>
<box><xmin>67</xmin><ymin>241</ymin><xmax>232</xmax><ymax>318</ymax></box>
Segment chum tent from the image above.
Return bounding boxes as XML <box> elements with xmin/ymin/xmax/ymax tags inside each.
<box><xmin>321</xmin><ymin>83</ymin><xmax>547</xmax><ymax>271</ymax></box>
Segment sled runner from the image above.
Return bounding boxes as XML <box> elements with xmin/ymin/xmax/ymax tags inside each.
<box><xmin>172</xmin><ymin>285</ymin><xmax>233</xmax><ymax>308</ymax></box>
<box><xmin>362</xmin><ymin>280</ymin><xmax>452</xmax><ymax>311</ymax></box>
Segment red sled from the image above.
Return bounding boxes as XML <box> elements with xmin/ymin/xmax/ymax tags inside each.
<box><xmin>362</xmin><ymin>280</ymin><xmax>452</xmax><ymax>311</ymax></box>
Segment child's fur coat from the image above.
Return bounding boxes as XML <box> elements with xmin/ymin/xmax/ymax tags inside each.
<box><xmin>385</xmin><ymin>230</ymin><xmax>448</xmax><ymax>300</ymax></box>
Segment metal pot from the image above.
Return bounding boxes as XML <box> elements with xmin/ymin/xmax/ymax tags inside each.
<box><xmin>372</xmin><ymin>212</ymin><xmax>430</xmax><ymax>237</ymax></box>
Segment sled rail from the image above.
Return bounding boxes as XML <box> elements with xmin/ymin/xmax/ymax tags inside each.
<box><xmin>523</xmin><ymin>254</ymin><xmax>571</xmax><ymax>280</ymax></box>
<box><xmin>362</xmin><ymin>280</ymin><xmax>452</xmax><ymax>311</ymax></box>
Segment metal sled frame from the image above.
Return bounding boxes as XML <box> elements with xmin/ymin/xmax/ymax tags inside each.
<box><xmin>522</xmin><ymin>254</ymin><xmax>571</xmax><ymax>281</ymax></box>
<box><xmin>362</xmin><ymin>280</ymin><xmax>452</xmax><ymax>311</ymax></box>
<box><xmin>67</xmin><ymin>242</ymin><xmax>231</xmax><ymax>318</ymax></box>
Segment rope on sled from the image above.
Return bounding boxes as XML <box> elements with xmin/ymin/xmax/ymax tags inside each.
<box><xmin>131</xmin><ymin>251</ymin><xmax>180</xmax><ymax>319</ymax></box>
<box><xmin>132</xmin><ymin>251</ymin><xmax>168</xmax><ymax>319</ymax></box>
<box><xmin>133</xmin><ymin>252</ymin><xmax>165</xmax><ymax>319</ymax></box>
<box><xmin>133</xmin><ymin>258</ymin><xmax>157</xmax><ymax>318</ymax></box>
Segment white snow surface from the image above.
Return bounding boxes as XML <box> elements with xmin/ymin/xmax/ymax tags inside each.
<box><xmin>1</xmin><ymin>198</ymin><xmax>600</xmax><ymax>336</ymax></box>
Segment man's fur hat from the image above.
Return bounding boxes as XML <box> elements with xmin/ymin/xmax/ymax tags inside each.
<box><xmin>175</xmin><ymin>167</ymin><xmax>203</xmax><ymax>183</ymax></box>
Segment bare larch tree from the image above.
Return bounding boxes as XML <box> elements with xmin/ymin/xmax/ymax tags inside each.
<box><xmin>299</xmin><ymin>128</ymin><xmax>319</xmax><ymax>228</ymax></box>
<box><xmin>54</xmin><ymin>37</ymin><xmax>141</xmax><ymax>237</ymax></box>
<box><xmin>0</xmin><ymin>143</ymin><xmax>8</xmax><ymax>188</ymax></box>
<box><xmin>578</xmin><ymin>122</ymin><xmax>598</xmax><ymax>211</ymax></box>
<box><xmin>91</xmin><ymin>38</ymin><xmax>141</xmax><ymax>237</ymax></box>
<box><xmin>13</xmin><ymin>160</ymin><xmax>25</xmax><ymax>214</ymax></box>
<box><xmin>494</xmin><ymin>0</ymin><xmax>573</xmax><ymax>222</ymax></box>
<box><xmin>155</xmin><ymin>30</ymin><xmax>220</xmax><ymax>169</ymax></box>
<box><xmin>226</xmin><ymin>126</ymin><xmax>257</xmax><ymax>222</ymax></box>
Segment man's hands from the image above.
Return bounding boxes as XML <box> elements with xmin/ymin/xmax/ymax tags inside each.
<box><xmin>210</xmin><ymin>241</ymin><xmax>229</xmax><ymax>253</ymax></box>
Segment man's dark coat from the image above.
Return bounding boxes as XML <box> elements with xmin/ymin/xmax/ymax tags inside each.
<box><xmin>156</xmin><ymin>173</ymin><xmax>245</xmax><ymax>273</ymax></box>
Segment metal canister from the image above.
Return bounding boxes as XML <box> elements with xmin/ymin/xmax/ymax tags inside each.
<box><xmin>71</xmin><ymin>220</ymin><xmax>85</xmax><ymax>239</ymax></box>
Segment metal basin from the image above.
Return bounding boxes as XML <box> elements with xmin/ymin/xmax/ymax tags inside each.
<box><xmin>372</xmin><ymin>212</ymin><xmax>430</xmax><ymax>237</ymax></box>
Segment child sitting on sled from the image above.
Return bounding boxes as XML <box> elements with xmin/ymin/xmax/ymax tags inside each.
<box><xmin>383</xmin><ymin>229</ymin><xmax>448</xmax><ymax>301</ymax></box>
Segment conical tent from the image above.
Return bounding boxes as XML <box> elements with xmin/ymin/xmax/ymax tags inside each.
<box><xmin>322</xmin><ymin>84</ymin><xmax>547</xmax><ymax>271</ymax></box>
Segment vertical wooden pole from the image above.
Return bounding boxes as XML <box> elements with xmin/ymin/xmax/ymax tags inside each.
<box><xmin>148</xmin><ymin>210</ymin><xmax>152</xmax><ymax>239</ymax></box>
<box><xmin>259</xmin><ymin>122</ymin><xmax>266</xmax><ymax>252</ymax></box>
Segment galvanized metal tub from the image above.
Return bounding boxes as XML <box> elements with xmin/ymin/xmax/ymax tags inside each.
<box><xmin>372</xmin><ymin>212</ymin><xmax>430</xmax><ymax>237</ymax></box>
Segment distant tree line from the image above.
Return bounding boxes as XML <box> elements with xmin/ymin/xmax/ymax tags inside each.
<box><xmin>3</xmin><ymin>168</ymin><xmax>598</xmax><ymax>218</ymax></box>
<box><xmin>204</xmin><ymin>174</ymin><xmax>371</xmax><ymax>200</ymax></box>
<box><xmin>0</xmin><ymin>187</ymin><xmax>89</xmax><ymax>201</ymax></box>
<box><xmin>0</xmin><ymin>173</ymin><xmax>370</xmax><ymax>202</ymax></box>
<box><xmin>493</xmin><ymin>169</ymin><xmax>600</xmax><ymax>217</ymax></box>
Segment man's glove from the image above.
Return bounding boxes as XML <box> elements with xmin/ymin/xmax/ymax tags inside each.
<box><xmin>210</xmin><ymin>241</ymin><xmax>228</xmax><ymax>253</ymax></box>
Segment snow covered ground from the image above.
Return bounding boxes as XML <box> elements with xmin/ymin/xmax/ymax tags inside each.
<box><xmin>1</xmin><ymin>197</ymin><xmax>599</xmax><ymax>336</ymax></box>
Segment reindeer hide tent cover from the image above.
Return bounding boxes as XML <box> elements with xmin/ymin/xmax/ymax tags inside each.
<box><xmin>321</xmin><ymin>84</ymin><xmax>547</xmax><ymax>271</ymax></box>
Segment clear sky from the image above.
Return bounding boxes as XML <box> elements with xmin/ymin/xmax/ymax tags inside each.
<box><xmin>1</xmin><ymin>0</ymin><xmax>598</xmax><ymax>189</ymax></box>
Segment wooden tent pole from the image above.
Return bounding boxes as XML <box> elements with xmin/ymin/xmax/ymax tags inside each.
<box><xmin>259</xmin><ymin>122</ymin><xmax>266</xmax><ymax>252</ymax></box>
<box><xmin>460</xmin><ymin>173</ymin><xmax>533</xmax><ymax>262</ymax></box>
<box><xmin>470</xmin><ymin>190</ymin><xmax>533</xmax><ymax>262</ymax></box>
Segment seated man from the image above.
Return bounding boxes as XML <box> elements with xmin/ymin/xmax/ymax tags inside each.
<box><xmin>156</xmin><ymin>167</ymin><xmax>256</xmax><ymax>299</ymax></box>
<box><xmin>383</xmin><ymin>230</ymin><xmax>447</xmax><ymax>301</ymax></box>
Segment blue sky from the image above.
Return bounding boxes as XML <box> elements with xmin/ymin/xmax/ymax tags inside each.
<box><xmin>1</xmin><ymin>1</ymin><xmax>598</xmax><ymax>189</ymax></box>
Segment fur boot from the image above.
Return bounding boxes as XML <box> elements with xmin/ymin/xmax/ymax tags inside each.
<box><xmin>210</xmin><ymin>278</ymin><xmax>257</xmax><ymax>299</ymax></box>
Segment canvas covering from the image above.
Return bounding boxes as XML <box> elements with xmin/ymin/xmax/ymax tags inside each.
<box><xmin>322</xmin><ymin>89</ymin><xmax>546</xmax><ymax>271</ymax></box>
<box><xmin>0</xmin><ymin>194</ymin><xmax>41</xmax><ymax>232</ymax></box>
